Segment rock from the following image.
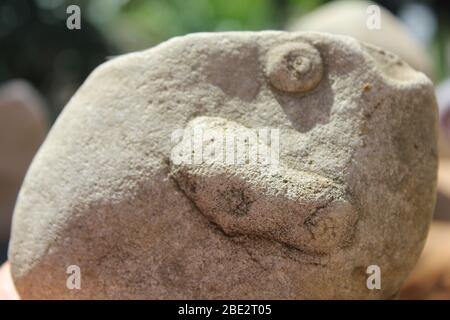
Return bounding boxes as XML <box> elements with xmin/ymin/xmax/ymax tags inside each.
<box><xmin>288</xmin><ymin>0</ymin><xmax>434</xmax><ymax>80</ymax></box>
<box><xmin>0</xmin><ymin>80</ymin><xmax>48</xmax><ymax>244</ymax></box>
<box><xmin>9</xmin><ymin>32</ymin><xmax>437</xmax><ymax>299</ymax></box>
<box><xmin>400</xmin><ymin>221</ymin><xmax>450</xmax><ymax>300</ymax></box>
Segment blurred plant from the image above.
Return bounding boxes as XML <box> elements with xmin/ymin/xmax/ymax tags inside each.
<box><xmin>427</xmin><ymin>0</ymin><xmax>450</xmax><ymax>81</ymax></box>
<box><xmin>82</xmin><ymin>0</ymin><xmax>330</xmax><ymax>52</ymax></box>
<box><xmin>86</xmin><ymin>0</ymin><xmax>279</xmax><ymax>51</ymax></box>
<box><xmin>0</xmin><ymin>0</ymin><xmax>112</xmax><ymax>118</ymax></box>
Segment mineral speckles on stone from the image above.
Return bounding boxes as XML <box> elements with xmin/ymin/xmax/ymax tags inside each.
<box><xmin>266</xmin><ymin>42</ymin><xmax>323</xmax><ymax>93</ymax></box>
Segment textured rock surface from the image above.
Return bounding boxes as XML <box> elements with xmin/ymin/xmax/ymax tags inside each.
<box><xmin>0</xmin><ymin>80</ymin><xmax>48</xmax><ymax>243</ymax></box>
<box><xmin>288</xmin><ymin>0</ymin><xmax>434</xmax><ymax>80</ymax></box>
<box><xmin>9</xmin><ymin>31</ymin><xmax>437</xmax><ymax>299</ymax></box>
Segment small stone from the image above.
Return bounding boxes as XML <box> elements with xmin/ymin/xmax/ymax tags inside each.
<box><xmin>0</xmin><ymin>80</ymin><xmax>48</xmax><ymax>244</ymax></box>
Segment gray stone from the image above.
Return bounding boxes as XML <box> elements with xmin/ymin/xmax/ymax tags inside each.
<box><xmin>0</xmin><ymin>80</ymin><xmax>48</xmax><ymax>243</ymax></box>
<box><xmin>9</xmin><ymin>32</ymin><xmax>437</xmax><ymax>299</ymax></box>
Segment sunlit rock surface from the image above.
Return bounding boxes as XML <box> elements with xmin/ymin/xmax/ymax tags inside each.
<box><xmin>9</xmin><ymin>32</ymin><xmax>437</xmax><ymax>299</ymax></box>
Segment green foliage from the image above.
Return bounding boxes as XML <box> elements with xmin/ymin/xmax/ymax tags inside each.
<box><xmin>91</xmin><ymin>0</ymin><xmax>278</xmax><ymax>50</ymax></box>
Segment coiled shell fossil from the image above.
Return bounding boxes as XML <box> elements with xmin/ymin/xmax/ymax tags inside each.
<box><xmin>266</xmin><ymin>42</ymin><xmax>323</xmax><ymax>93</ymax></box>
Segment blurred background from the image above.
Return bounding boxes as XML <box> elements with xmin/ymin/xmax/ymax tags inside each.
<box><xmin>1</xmin><ymin>0</ymin><xmax>450</xmax><ymax>299</ymax></box>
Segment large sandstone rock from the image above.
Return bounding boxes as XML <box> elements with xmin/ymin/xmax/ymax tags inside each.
<box><xmin>288</xmin><ymin>0</ymin><xmax>434</xmax><ymax>80</ymax></box>
<box><xmin>9</xmin><ymin>32</ymin><xmax>437</xmax><ymax>299</ymax></box>
<box><xmin>0</xmin><ymin>80</ymin><xmax>48</xmax><ymax>244</ymax></box>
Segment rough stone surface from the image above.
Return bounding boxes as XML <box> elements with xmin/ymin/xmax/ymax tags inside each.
<box><xmin>9</xmin><ymin>31</ymin><xmax>437</xmax><ymax>299</ymax></box>
<box><xmin>288</xmin><ymin>0</ymin><xmax>435</xmax><ymax>80</ymax></box>
<box><xmin>0</xmin><ymin>80</ymin><xmax>48</xmax><ymax>243</ymax></box>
